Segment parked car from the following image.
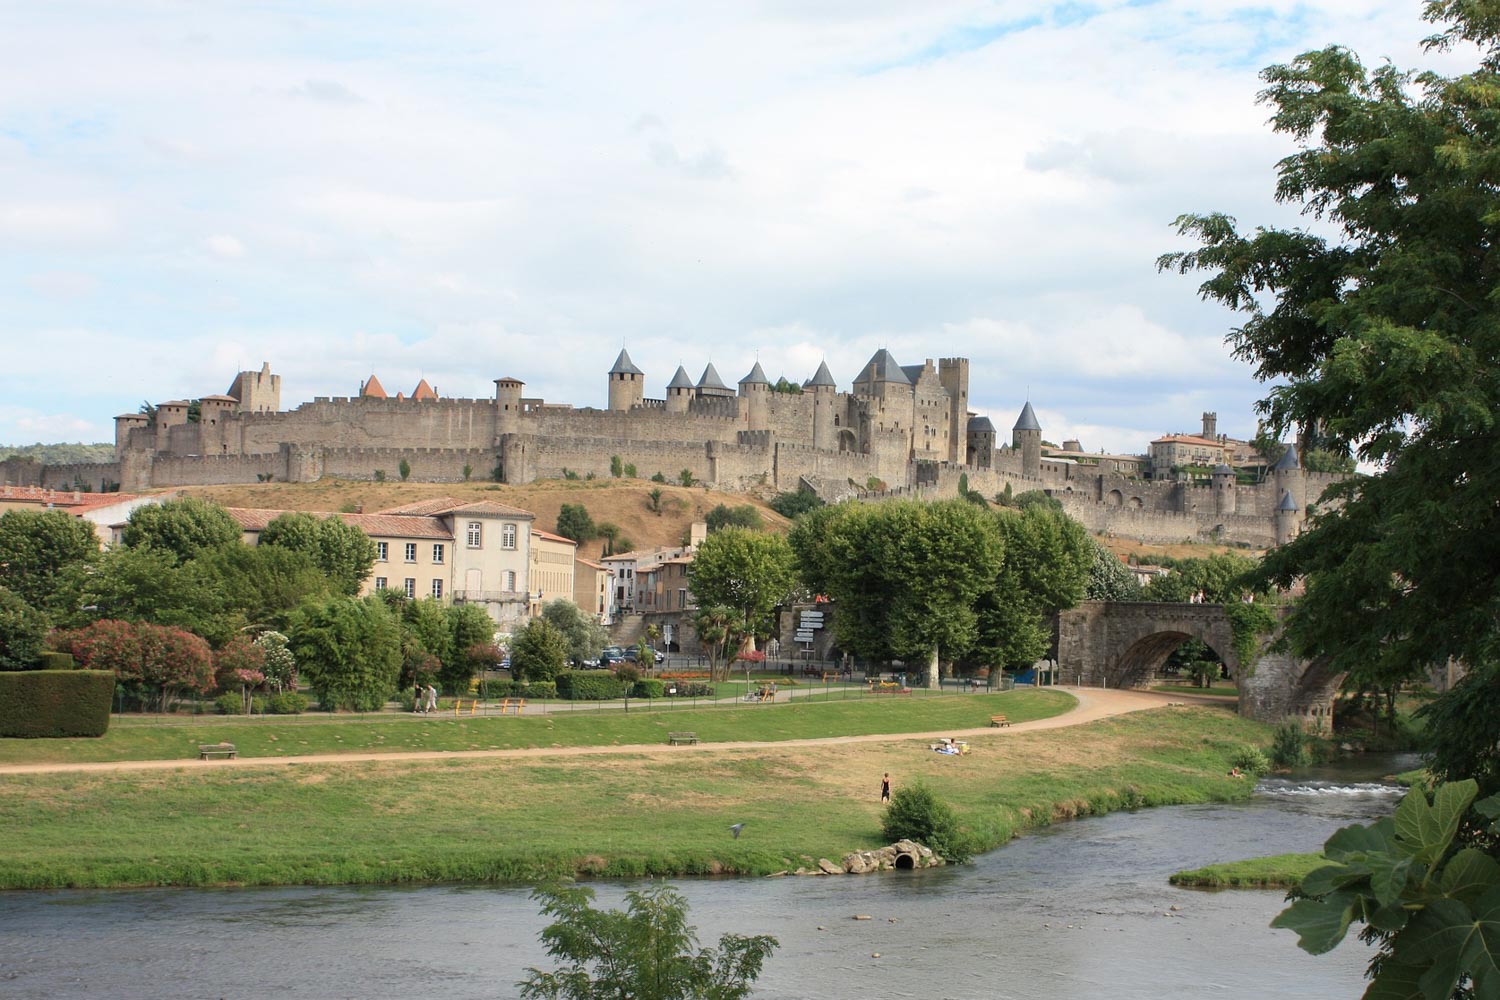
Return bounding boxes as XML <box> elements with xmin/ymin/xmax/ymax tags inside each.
<box><xmin>623</xmin><ymin>645</ymin><xmax>665</xmax><ymax>664</ymax></box>
<box><xmin>600</xmin><ymin>646</ymin><xmax>626</xmax><ymax>666</ymax></box>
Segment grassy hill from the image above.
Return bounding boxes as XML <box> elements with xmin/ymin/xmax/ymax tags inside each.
<box><xmin>178</xmin><ymin>478</ymin><xmax>790</xmax><ymax>558</ymax></box>
<box><xmin>0</xmin><ymin>442</ymin><xmax>114</xmax><ymax>464</ymax></box>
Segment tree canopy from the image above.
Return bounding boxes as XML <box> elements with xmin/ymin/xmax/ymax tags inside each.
<box><xmin>287</xmin><ymin>595</ymin><xmax>401</xmax><ymax>711</ymax></box>
<box><xmin>540</xmin><ymin>599</ymin><xmax>607</xmax><ymax>666</ymax></box>
<box><xmin>686</xmin><ymin>528</ymin><xmax>796</xmax><ymax>655</ymax></box>
<box><xmin>258</xmin><ymin>512</ymin><xmax>377</xmax><ymax>595</ymax></box>
<box><xmin>121</xmin><ymin>497</ymin><xmax>241</xmax><ymax>564</ymax></box>
<box><xmin>510</xmin><ymin>617</ymin><xmax>569</xmax><ymax>683</ymax></box>
<box><xmin>0</xmin><ymin>509</ymin><xmax>99</xmax><ymax>611</ymax></box>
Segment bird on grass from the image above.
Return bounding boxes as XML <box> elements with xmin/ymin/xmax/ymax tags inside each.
<box><xmin>729</xmin><ymin>823</ymin><xmax>746</xmax><ymax>839</ymax></box>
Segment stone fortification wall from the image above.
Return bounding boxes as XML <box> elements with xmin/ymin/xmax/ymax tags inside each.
<box><xmin>316</xmin><ymin>446</ymin><xmax>493</xmax><ymax>484</ymax></box>
<box><xmin>764</xmin><ymin>391</ymin><xmax>815</xmax><ymax>440</ymax></box>
<box><xmin>524</xmin><ymin>405</ymin><xmax>744</xmax><ymax>447</ymax></box>
<box><xmin>0</xmin><ymin>458</ymin><xmax>124</xmax><ymax>493</ymax></box>
<box><xmin>509</xmin><ymin>434</ymin><xmax>721</xmax><ymax>485</ymax></box>
<box><xmin>1054</xmin><ymin>492</ymin><xmax>1278</xmax><ymax>547</ymax></box>
<box><xmin>772</xmin><ymin>441</ymin><xmax>881</xmax><ymax>491</ymax></box>
<box><xmin>144</xmin><ymin>452</ymin><xmax>282</xmax><ymax>488</ymax></box>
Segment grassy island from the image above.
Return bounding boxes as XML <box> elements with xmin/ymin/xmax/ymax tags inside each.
<box><xmin>0</xmin><ymin>697</ymin><xmax>1270</xmax><ymax>889</ymax></box>
<box><xmin>1169</xmin><ymin>853</ymin><xmax>1325</xmax><ymax>889</ymax></box>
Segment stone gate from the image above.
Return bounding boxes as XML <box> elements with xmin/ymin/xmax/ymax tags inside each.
<box><xmin>1055</xmin><ymin>601</ymin><xmax>1340</xmax><ymax>731</ymax></box>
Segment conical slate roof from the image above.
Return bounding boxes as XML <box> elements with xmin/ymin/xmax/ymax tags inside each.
<box><xmin>609</xmin><ymin>349</ymin><xmax>643</xmax><ymax>376</ymax></box>
<box><xmin>1277</xmin><ymin>489</ymin><xmax>1299</xmax><ymax>512</ymax></box>
<box><xmin>1013</xmin><ymin>401</ymin><xmax>1041</xmax><ymax>432</ymax></box>
<box><xmin>738</xmin><ymin>362</ymin><xmax>770</xmax><ymax>386</ymax></box>
<box><xmin>968</xmin><ymin>415</ymin><xmax>996</xmax><ymax>433</ymax></box>
<box><xmin>805</xmin><ymin>360</ymin><xmax>837</xmax><ymax>388</ymax></box>
<box><xmin>1213</xmin><ymin>463</ymin><xmax>1234</xmax><ymax>475</ymax></box>
<box><xmin>697</xmin><ymin>363</ymin><xmax>730</xmax><ymax>391</ymax></box>
<box><xmin>1272</xmin><ymin>442</ymin><xmax>1301</xmax><ymax>472</ymax></box>
<box><xmin>859</xmin><ymin>349</ymin><xmax>911</xmax><ymax>385</ymax></box>
<box><xmin>666</xmin><ymin>365</ymin><xmax>694</xmax><ymax>390</ymax></box>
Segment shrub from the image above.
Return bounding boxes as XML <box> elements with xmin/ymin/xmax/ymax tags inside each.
<box><xmin>35</xmin><ymin>651</ymin><xmax>75</xmax><ymax>670</ymax></box>
<box><xmin>556</xmin><ymin>670</ymin><xmax>626</xmax><ymax>700</ymax></box>
<box><xmin>881</xmin><ymin>782</ymin><xmax>972</xmax><ymax>862</ymax></box>
<box><xmin>0</xmin><ymin>588</ymin><xmax>49</xmax><ymax>670</ymax></box>
<box><xmin>520</xmin><ymin>681</ymin><xmax>557</xmax><ymax>699</ymax></box>
<box><xmin>215</xmin><ymin>692</ymin><xmax>246</xmax><ymax>715</ymax></box>
<box><xmin>265</xmin><ymin>691</ymin><xmax>309</xmax><ymax>714</ymax></box>
<box><xmin>633</xmin><ymin>678</ymin><xmax>666</xmax><ymax>699</ymax></box>
<box><xmin>0</xmin><ymin>670</ymin><xmax>114</xmax><ymax>737</ymax></box>
<box><xmin>1270</xmin><ymin>720</ymin><xmax>1312</xmax><ymax>769</ymax></box>
<box><xmin>668</xmin><ymin>681</ymin><xmax>713</xmax><ymax>697</ymax></box>
<box><xmin>1230</xmin><ymin>746</ymin><xmax>1271</xmax><ymax>776</ymax></box>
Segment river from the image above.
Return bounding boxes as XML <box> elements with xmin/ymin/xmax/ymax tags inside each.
<box><xmin>0</xmin><ymin>755</ymin><xmax>1413</xmax><ymax>999</ymax></box>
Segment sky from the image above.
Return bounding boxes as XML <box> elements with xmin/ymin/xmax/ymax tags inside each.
<box><xmin>0</xmin><ymin>1</ymin><xmax>1460</xmax><ymax>455</ymax></box>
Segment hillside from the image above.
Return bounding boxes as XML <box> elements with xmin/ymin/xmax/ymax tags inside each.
<box><xmin>0</xmin><ymin>442</ymin><xmax>114</xmax><ymax>464</ymax></box>
<box><xmin>178</xmin><ymin>478</ymin><xmax>790</xmax><ymax>558</ymax></box>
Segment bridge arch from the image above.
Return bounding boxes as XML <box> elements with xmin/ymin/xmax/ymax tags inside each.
<box><xmin>1056</xmin><ymin>601</ymin><xmax>1336</xmax><ymax>726</ymax></box>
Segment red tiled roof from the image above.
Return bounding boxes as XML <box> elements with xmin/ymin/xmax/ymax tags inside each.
<box><xmin>532</xmin><ymin>528</ymin><xmax>578</xmax><ymax>546</ymax></box>
<box><xmin>225</xmin><ymin>506</ymin><xmax>453</xmax><ymax>540</ymax></box>
<box><xmin>1151</xmin><ymin>434</ymin><xmax>1225</xmax><ymax>448</ymax></box>
<box><xmin>0</xmin><ymin>486</ymin><xmax>140</xmax><ymax>509</ymax></box>
<box><xmin>576</xmin><ymin>558</ymin><xmax>608</xmax><ymax>571</ymax></box>
<box><xmin>411</xmin><ymin>378</ymin><xmax>437</xmax><ymax>401</ymax></box>
<box><xmin>379</xmin><ymin>497</ymin><xmax>535</xmax><ymax>518</ymax></box>
<box><xmin>362</xmin><ymin>375</ymin><xmax>387</xmax><ymax>399</ymax></box>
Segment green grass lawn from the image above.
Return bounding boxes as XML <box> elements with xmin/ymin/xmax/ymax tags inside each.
<box><xmin>0</xmin><ymin>689</ymin><xmax>1075</xmax><ymax>765</ymax></box>
<box><xmin>0</xmin><ymin>704</ymin><xmax>1270</xmax><ymax>889</ymax></box>
<box><xmin>1170</xmin><ymin>853</ymin><xmax>1325</xmax><ymax>889</ymax></box>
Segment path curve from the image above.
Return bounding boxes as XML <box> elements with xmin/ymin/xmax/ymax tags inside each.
<box><xmin>0</xmin><ymin>687</ymin><xmax>1222</xmax><ymax>777</ymax></box>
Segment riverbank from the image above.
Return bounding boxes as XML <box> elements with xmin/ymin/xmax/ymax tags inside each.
<box><xmin>0</xmin><ymin>702</ymin><xmax>1269</xmax><ymax>889</ymax></box>
<box><xmin>1170</xmin><ymin>853</ymin><xmax>1324</xmax><ymax>888</ymax></box>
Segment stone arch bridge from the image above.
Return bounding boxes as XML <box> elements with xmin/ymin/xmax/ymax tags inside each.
<box><xmin>1055</xmin><ymin>601</ymin><xmax>1341</xmax><ymax>731</ymax></box>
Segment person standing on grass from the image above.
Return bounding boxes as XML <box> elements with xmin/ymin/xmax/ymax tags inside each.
<box><xmin>881</xmin><ymin>773</ymin><xmax>891</xmax><ymax>803</ymax></box>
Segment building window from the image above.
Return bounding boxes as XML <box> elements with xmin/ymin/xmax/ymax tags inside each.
<box><xmin>375</xmin><ymin>577</ymin><xmax>387</xmax><ymax>591</ymax></box>
<box><xmin>679</xmin><ymin>588</ymin><xmax>688</xmax><ymax>610</ymax></box>
<box><xmin>431</xmin><ymin>579</ymin><xmax>443</xmax><ymax>599</ymax></box>
<box><xmin>502</xmin><ymin>523</ymin><xmax>517</xmax><ymax>549</ymax></box>
<box><xmin>404</xmin><ymin>543</ymin><xmax>417</xmax><ymax>562</ymax></box>
<box><xmin>466</xmin><ymin>521</ymin><xmax>482</xmax><ymax>547</ymax></box>
<box><xmin>403</xmin><ymin>578</ymin><xmax>416</xmax><ymax>598</ymax></box>
<box><xmin>432</xmin><ymin>543</ymin><xmax>444</xmax><ymax>564</ymax></box>
<box><xmin>376</xmin><ymin>542</ymin><xmax>388</xmax><ymax>562</ymax></box>
<box><xmin>505</xmin><ymin>570</ymin><xmax>517</xmax><ymax>591</ymax></box>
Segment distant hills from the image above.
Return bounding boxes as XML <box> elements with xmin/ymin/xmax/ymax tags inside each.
<box><xmin>0</xmin><ymin>443</ymin><xmax>114</xmax><ymax>465</ymax></box>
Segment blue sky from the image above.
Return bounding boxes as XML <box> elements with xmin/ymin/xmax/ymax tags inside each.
<box><xmin>0</xmin><ymin>1</ymin><xmax>1448</xmax><ymax>454</ymax></box>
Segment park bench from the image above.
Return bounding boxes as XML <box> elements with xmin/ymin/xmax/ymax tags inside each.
<box><xmin>497</xmin><ymin>698</ymin><xmax>527</xmax><ymax>715</ymax></box>
<box><xmin>668</xmin><ymin>732</ymin><xmax>699</xmax><ymax>745</ymax></box>
<box><xmin>452</xmin><ymin>699</ymin><xmax>478</xmax><ymax>716</ymax></box>
<box><xmin>198</xmin><ymin>742</ymin><xmax>237</xmax><ymax>760</ymax></box>
<box><xmin>989</xmin><ymin>715</ymin><xmax>1010</xmax><ymax>727</ymax></box>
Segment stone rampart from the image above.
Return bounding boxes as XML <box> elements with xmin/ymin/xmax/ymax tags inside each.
<box><xmin>146</xmin><ymin>452</ymin><xmax>282</xmax><ymax>487</ymax></box>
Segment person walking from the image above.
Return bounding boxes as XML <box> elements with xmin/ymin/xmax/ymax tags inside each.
<box><xmin>881</xmin><ymin>773</ymin><xmax>891</xmax><ymax>803</ymax></box>
<box><xmin>425</xmin><ymin>683</ymin><xmax>438</xmax><ymax>714</ymax></box>
<box><xmin>413</xmin><ymin>681</ymin><xmax>424</xmax><ymax>713</ymax></box>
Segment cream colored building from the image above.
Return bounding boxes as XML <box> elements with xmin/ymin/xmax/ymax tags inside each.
<box><xmin>574</xmin><ymin>557</ymin><xmax>615</xmax><ymax>623</ymax></box>
<box><xmin>529</xmin><ymin>528</ymin><xmax>578</xmax><ymax>616</ymax></box>
<box><xmin>1148</xmin><ymin>434</ymin><xmax>1231</xmax><ymax>479</ymax></box>
<box><xmin>226</xmin><ymin>497</ymin><xmax>538</xmax><ymax>628</ymax></box>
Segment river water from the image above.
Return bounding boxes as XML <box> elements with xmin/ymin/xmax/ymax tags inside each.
<box><xmin>0</xmin><ymin>755</ymin><xmax>1413</xmax><ymax>999</ymax></box>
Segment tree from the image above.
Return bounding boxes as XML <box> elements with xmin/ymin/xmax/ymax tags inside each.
<box><xmin>647</xmin><ymin>488</ymin><xmax>663</xmax><ymax>514</ymax></box>
<box><xmin>398</xmin><ymin>458</ymin><xmax>411</xmax><ymax>481</ymax></box>
<box><xmin>62</xmin><ymin>619</ymin><xmax>214</xmax><ymax>711</ymax></box>
<box><xmin>258</xmin><ymin>512</ymin><xmax>376</xmax><ymax>596</ymax></box>
<box><xmin>596</xmin><ymin>523</ymin><xmax>628</xmax><ymax>557</ymax></box>
<box><xmin>1084</xmin><ymin>542</ymin><xmax>1142</xmax><ymax>601</ymax></box>
<box><xmin>882</xmin><ymin>783</ymin><xmax>971</xmax><ymax>863</ymax></box>
<box><xmin>66</xmin><ymin>545</ymin><xmax>241</xmax><ymax>645</ymax></box>
<box><xmin>610</xmin><ymin>455</ymin><xmax>623</xmax><ymax>478</ymax></box>
<box><xmin>519</xmin><ymin>882</ymin><xmax>777</xmax><ymax>1000</ymax></box>
<box><xmin>510</xmin><ymin>617</ymin><xmax>569</xmax><ymax>683</ymax></box>
<box><xmin>678</xmin><ymin>469</ymin><xmax>694</xmax><ymax>487</ymax></box>
<box><xmin>0</xmin><ymin>509</ymin><xmax>99</xmax><ymax>610</ymax></box>
<box><xmin>1141</xmin><ymin>553</ymin><xmax>1259</xmax><ymax>604</ymax></box>
<box><xmin>120</xmin><ymin>496</ymin><xmax>241</xmax><ymax>564</ymax></box>
<box><xmin>1158</xmin><ymin>1</ymin><xmax>1500</xmax><ymax>719</ymax></box>
<box><xmin>254</xmin><ymin>630</ymin><xmax>297</xmax><ymax>690</ymax></box>
<box><xmin>693</xmin><ymin>605</ymin><xmax>734</xmax><ymax>682</ymax></box>
<box><xmin>401</xmin><ymin>597</ymin><xmax>453</xmax><ymax>688</ymax></box>
<box><xmin>704</xmin><ymin>504</ymin><xmax>762</xmax><ymax>533</ymax></box>
<box><xmin>555</xmin><ymin>504</ymin><xmax>596</xmax><ymax>544</ymax></box>
<box><xmin>791</xmin><ymin>500</ymin><xmax>1005</xmax><ymax>686</ymax></box>
<box><xmin>971</xmin><ymin>505</ymin><xmax>1092</xmax><ymax>671</ymax></box>
<box><xmin>194</xmin><ymin>543</ymin><xmax>332</xmax><ymax>630</ymax></box>
<box><xmin>540</xmin><ymin>599</ymin><xmax>607</xmax><ymax>666</ymax></box>
<box><xmin>287</xmin><ymin>595</ymin><xmax>401</xmax><ymax>711</ymax></box>
<box><xmin>768</xmin><ymin>490</ymin><xmax>823</xmax><ymax>520</ymax></box>
<box><xmin>445</xmin><ymin>602</ymin><xmax>495</xmax><ymax>692</ymax></box>
<box><xmin>686</xmin><ymin>529</ymin><xmax>795</xmax><ymax>659</ymax></box>
<box><xmin>0</xmin><ymin>588</ymin><xmax>47</xmax><ymax>670</ymax></box>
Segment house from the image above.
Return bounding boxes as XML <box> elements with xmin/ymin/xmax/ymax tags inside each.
<box><xmin>574</xmin><ymin>557</ymin><xmax>615</xmax><ymax>624</ymax></box>
<box><xmin>530</xmin><ymin>528</ymin><xmax>578</xmax><ymax>616</ymax></box>
<box><xmin>0</xmin><ymin>485</ymin><xmax>170</xmax><ymax>547</ymax></box>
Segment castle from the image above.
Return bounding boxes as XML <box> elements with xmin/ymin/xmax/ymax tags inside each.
<box><xmin>1</xmin><ymin>351</ymin><xmax>1330</xmax><ymax>548</ymax></box>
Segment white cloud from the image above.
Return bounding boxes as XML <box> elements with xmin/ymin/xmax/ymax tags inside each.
<box><xmin>204</xmin><ymin>234</ymin><xmax>245</xmax><ymax>258</ymax></box>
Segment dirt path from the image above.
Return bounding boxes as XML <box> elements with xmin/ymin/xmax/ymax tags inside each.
<box><xmin>0</xmin><ymin>687</ymin><xmax>1222</xmax><ymax>776</ymax></box>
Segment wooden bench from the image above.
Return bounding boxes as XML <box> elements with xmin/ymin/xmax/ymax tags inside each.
<box><xmin>198</xmin><ymin>742</ymin><xmax>237</xmax><ymax>760</ymax></box>
<box><xmin>989</xmin><ymin>715</ymin><xmax>1010</xmax><ymax>728</ymax></box>
<box><xmin>497</xmin><ymin>698</ymin><xmax>527</xmax><ymax>715</ymax></box>
<box><xmin>668</xmin><ymin>732</ymin><xmax>699</xmax><ymax>745</ymax></box>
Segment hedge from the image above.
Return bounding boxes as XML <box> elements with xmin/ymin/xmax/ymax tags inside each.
<box><xmin>479</xmin><ymin>680</ymin><xmax>557</xmax><ymax>699</ymax></box>
<box><xmin>35</xmin><ymin>651</ymin><xmax>76</xmax><ymax>670</ymax></box>
<box><xmin>556</xmin><ymin>670</ymin><xmax>627</xmax><ymax>700</ymax></box>
<box><xmin>0</xmin><ymin>670</ymin><xmax>114</xmax><ymax>738</ymax></box>
<box><xmin>632</xmin><ymin>679</ymin><xmax>666</xmax><ymax>699</ymax></box>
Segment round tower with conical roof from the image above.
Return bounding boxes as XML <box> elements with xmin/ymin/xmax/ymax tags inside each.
<box><xmin>1275</xmin><ymin>489</ymin><xmax>1301</xmax><ymax>545</ymax></box>
<box><xmin>738</xmin><ymin>362</ymin><xmax>770</xmax><ymax>431</ymax></box>
<box><xmin>1013</xmin><ymin>402</ymin><xmax>1042</xmax><ymax>478</ymax></box>
<box><xmin>807</xmin><ymin>360</ymin><xmax>838</xmax><ymax>450</ymax></box>
<box><xmin>665</xmin><ymin>365</ymin><xmax>694</xmax><ymax>414</ymax></box>
<box><xmin>1271</xmin><ymin>442</ymin><xmax>1306</xmax><ymax>512</ymax></box>
<box><xmin>608</xmin><ymin>349</ymin><xmax>644</xmax><ymax>412</ymax></box>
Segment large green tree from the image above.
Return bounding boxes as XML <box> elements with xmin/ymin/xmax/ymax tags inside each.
<box><xmin>1160</xmin><ymin>3</ymin><xmax>1500</xmax><ymax>990</ymax></box>
<box><xmin>791</xmin><ymin>500</ymin><xmax>1005</xmax><ymax>686</ymax></box>
<box><xmin>258</xmin><ymin>512</ymin><xmax>377</xmax><ymax>596</ymax></box>
<box><xmin>972</xmin><ymin>505</ymin><xmax>1092</xmax><ymax>670</ymax></box>
<box><xmin>686</xmin><ymin>528</ymin><xmax>796</xmax><ymax>657</ymax></box>
<box><xmin>0</xmin><ymin>588</ymin><xmax>48</xmax><ymax>670</ymax></box>
<box><xmin>509</xmin><ymin>617</ymin><xmax>569</xmax><ymax>683</ymax></box>
<box><xmin>120</xmin><ymin>496</ymin><xmax>241</xmax><ymax>564</ymax></box>
<box><xmin>287</xmin><ymin>595</ymin><xmax>401</xmax><ymax>711</ymax></box>
<box><xmin>540</xmin><ymin>599</ymin><xmax>607</xmax><ymax>666</ymax></box>
<box><xmin>519</xmin><ymin>882</ymin><xmax>777</xmax><ymax>1000</ymax></box>
<box><xmin>0</xmin><ymin>509</ymin><xmax>99</xmax><ymax>610</ymax></box>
